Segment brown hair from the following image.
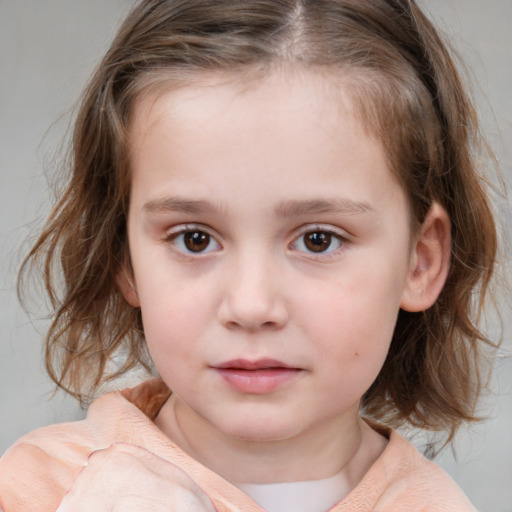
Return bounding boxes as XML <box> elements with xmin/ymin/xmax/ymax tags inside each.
<box><xmin>19</xmin><ymin>0</ymin><xmax>498</xmax><ymax>444</ymax></box>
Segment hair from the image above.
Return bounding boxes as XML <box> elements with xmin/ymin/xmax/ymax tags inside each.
<box><xmin>19</xmin><ymin>0</ymin><xmax>498</xmax><ymax>445</ymax></box>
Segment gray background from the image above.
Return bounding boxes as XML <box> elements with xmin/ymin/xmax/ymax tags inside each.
<box><xmin>0</xmin><ymin>1</ymin><xmax>511</xmax><ymax>510</ymax></box>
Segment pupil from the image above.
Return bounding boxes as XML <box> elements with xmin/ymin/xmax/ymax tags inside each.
<box><xmin>184</xmin><ymin>231</ymin><xmax>210</xmax><ymax>252</ymax></box>
<box><xmin>305</xmin><ymin>232</ymin><xmax>331</xmax><ymax>252</ymax></box>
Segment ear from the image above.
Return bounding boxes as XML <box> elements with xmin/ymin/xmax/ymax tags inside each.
<box><xmin>400</xmin><ymin>202</ymin><xmax>451</xmax><ymax>312</ymax></box>
<box><xmin>116</xmin><ymin>266</ymin><xmax>141</xmax><ymax>308</ymax></box>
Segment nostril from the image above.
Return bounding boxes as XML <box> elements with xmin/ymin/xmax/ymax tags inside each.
<box><xmin>224</xmin><ymin>320</ymin><xmax>277</xmax><ymax>331</ymax></box>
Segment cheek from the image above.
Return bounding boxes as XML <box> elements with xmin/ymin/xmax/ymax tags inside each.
<box><xmin>304</xmin><ymin>266</ymin><xmax>403</xmax><ymax>376</ymax></box>
<box><xmin>134</xmin><ymin>258</ymin><xmax>213</xmax><ymax>326</ymax></box>
<box><xmin>310</xmin><ymin>303</ymin><xmax>394</xmax><ymax>411</ymax></box>
<box><xmin>135</xmin><ymin>269</ymin><xmax>220</xmax><ymax>378</ymax></box>
<box><xmin>141</xmin><ymin>305</ymin><xmax>202</xmax><ymax>395</ymax></box>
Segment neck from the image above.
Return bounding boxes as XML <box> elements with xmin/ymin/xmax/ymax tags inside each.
<box><xmin>154</xmin><ymin>394</ymin><xmax>387</xmax><ymax>486</ymax></box>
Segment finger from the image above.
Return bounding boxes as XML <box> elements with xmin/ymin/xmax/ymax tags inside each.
<box><xmin>56</xmin><ymin>443</ymin><xmax>216</xmax><ymax>512</ymax></box>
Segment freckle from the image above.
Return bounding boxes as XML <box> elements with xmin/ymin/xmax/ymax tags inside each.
<box><xmin>354</xmin><ymin>351</ymin><xmax>359</xmax><ymax>357</ymax></box>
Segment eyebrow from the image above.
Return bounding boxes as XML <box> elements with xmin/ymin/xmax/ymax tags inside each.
<box><xmin>142</xmin><ymin>196</ymin><xmax>374</xmax><ymax>217</ymax></box>
<box><xmin>275</xmin><ymin>198</ymin><xmax>374</xmax><ymax>217</ymax></box>
<box><xmin>143</xmin><ymin>197</ymin><xmax>225</xmax><ymax>215</ymax></box>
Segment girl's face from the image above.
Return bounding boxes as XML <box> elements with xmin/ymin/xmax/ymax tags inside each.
<box><xmin>124</xmin><ymin>70</ymin><xmax>416</xmax><ymax>444</ymax></box>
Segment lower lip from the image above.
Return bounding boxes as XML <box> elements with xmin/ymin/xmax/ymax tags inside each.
<box><xmin>215</xmin><ymin>368</ymin><xmax>301</xmax><ymax>394</ymax></box>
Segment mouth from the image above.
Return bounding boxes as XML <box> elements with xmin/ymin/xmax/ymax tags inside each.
<box><xmin>212</xmin><ymin>359</ymin><xmax>302</xmax><ymax>394</ymax></box>
<box><xmin>214</xmin><ymin>358</ymin><xmax>296</xmax><ymax>371</ymax></box>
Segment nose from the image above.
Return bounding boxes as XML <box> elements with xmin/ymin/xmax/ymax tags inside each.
<box><xmin>218</xmin><ymin>252</ymin><xmax>289</xmax><ymax>332</ymax></box>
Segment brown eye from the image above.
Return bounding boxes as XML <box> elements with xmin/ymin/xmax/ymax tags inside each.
<box><xmin>303</xmin><ymin>231</ymin><xmax>333</xmax><ymax>253</ymax></box>
<box><xmin>183</xmin><ymin>231</ymin><xmax>211</xmax><ymax>252</ymax></box>
<box><xmin>170</xmin><ymin>228</ymin><xmax>221</xmax><ymax>256</ymax></box>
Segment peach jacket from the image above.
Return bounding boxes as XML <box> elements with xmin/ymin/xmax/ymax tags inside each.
<box><xmin>0</xmin><ymin>379</ymin><xmax>476</xmax><ymax>512</ymax></box>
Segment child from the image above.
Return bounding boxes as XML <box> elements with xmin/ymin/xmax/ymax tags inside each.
<box><xmin>0</xmin><ymin>0</ymin><xmax>499</xmax><ymax>510</ymax></box>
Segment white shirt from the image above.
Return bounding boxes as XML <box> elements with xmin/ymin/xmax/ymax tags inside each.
<box><xmin>237</xmin><ymin>471</ymin><xmax>350</xmax><ymax>512</ymax></box>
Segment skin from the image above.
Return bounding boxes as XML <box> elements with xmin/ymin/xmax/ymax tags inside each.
<box><xmin>56</xmin><ymin>444</ymin><xmax>216</xmax><ymax>512</ymax></box>
<box><xmin>119</xmin><ymin>68</ymin><xmax>451</xmax><ymax>488</ymax></box>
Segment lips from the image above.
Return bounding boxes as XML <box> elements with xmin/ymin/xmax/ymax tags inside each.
<box><xmin>212</xmin><ymin>359</ymin><xmax>302</xmax><ymax>394</ymax></box>
<box><xmin>214</xmin><ymin>358</ymin><xmax>296</xmax><ymax>370</ymax></box>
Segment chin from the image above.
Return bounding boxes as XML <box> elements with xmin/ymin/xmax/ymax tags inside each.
<box><xmin>219</xmin><ymin>416</ymin><xmax>305</xmax><ymax>443</ymax></box>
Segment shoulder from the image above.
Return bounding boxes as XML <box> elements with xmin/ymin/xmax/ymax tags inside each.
<box><xmin>379</xmin><ymin>431</ymin><xmax>476</xmax><ymax>510</ymax></box>
<box><xmin>0</xmin><ymin>420</ymin><xmax>94</xmax><ymax>512</ymax></box>
<box><xmin>0</xmin><ymin>379</ymin><xmax>170</xmax><ymax>512</ymax></box>
<box><xmin>337</xmin><ymin>426</ymin><xmax>477</xmax><ymax>512</ymax></box>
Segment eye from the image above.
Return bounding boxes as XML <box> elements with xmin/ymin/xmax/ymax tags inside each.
<box><xmin>170</xmin><ymin>229</ymin><xmax>221</xmax><ymax>254</ymax></box>
<box><xmin>292</xmin><ymin>229</ymin><xmax>344</xmax><ymax>254</ymax></box>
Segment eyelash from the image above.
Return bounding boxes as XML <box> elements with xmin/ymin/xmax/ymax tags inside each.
<box><xmin>289</xmin><ymin>225</ymin><xmax>348</xmax><ymax>260</ymax></box>
<box><xmin>164</xmin><ymin>224</ymin><xmax>222</xmax><ymax>258</ymax></box>
<box><xmin>163</xmin><ymin>224</ymin><xmax>348</xmax><ymax>260</ymax></box>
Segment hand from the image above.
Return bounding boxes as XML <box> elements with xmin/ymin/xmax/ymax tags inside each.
<box><xmin>56</xmin><ymin>443</ymin><xmax>216</xmax><ymax>512</ymax></box>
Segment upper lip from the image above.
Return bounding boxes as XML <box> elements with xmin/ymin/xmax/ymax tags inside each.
<box><xmin>213</xmin><ymin>358</ymin><xmax>296</xmax><ymax>370</ymax></box>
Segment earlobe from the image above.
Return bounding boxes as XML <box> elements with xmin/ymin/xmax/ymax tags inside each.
<box><xmin>400</xmin><ymin>202</ymin><xmax>451</xmax><ymax>312</ymax></box>
<box><xmin>116</xmin><ymin>267</ymin><xmax>141</xmax><ymax>308</ymax></box>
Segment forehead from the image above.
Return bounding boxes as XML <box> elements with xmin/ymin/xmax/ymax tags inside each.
<box><xmin>128</xmin><ymin>67</ymin><xmax>386</xmax><ymax>169</ymax></box>
<box><xmin>127</xmin><ymin>68</ymin><xmax>406</xmax><ymax>218</ymax></box>
<box><xmin>131</xmin><ymin>68</ymin><xmax>349</xmax><ymax>137</ymax></box>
